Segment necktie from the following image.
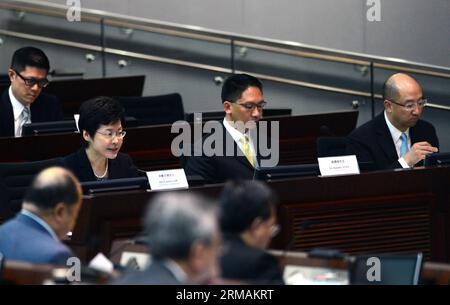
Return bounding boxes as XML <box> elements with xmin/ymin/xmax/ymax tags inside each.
<box><xmin>400</xmin><ymin>132</ymin><xmax>409</xmax><ymax>157</ymax></box>
<box><xmin>242</xmin><ymin>135</ymin><xmax>255</xmax><ymax>168</ymax></box>
<box><xmin>19</xmin><ymin>107</ymin><xmax>30</xmax><ymax>136</ymax></box>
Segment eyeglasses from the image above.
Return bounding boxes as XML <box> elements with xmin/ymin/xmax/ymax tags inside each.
<box><xmin>235</xmin><ymin>101</ymin><xmax>267</xmax><ymax>111</ymax></box>
<box><xmin>96</xmin><ymin>130</ymin><xmax>127</xmax><ymax>140</ymax></box>
<box><xmin>388</xmin><ymin>99</ymin><xmax>427</xmax><ymax>110</ymax></box>
<box><xmin>13</xmin><ymin>69</ymin><xmax>49</xmax><ymax>88</ymax></box>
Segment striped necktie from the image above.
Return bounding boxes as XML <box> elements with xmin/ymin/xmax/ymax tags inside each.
<box><xmin>19</xmin><ymin>107</ymin><xmax>30</xmax><ymax>136</ymax></box>
<box><xmin>242</xmin><ymin>135</ymin><xmax>255</xmax><ymax>168</ymax></box>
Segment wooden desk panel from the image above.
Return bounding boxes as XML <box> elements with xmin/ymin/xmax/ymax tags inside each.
<box><xmin>0</xmin><ymin>111</ymin><xmax>358</xmax><ymax>170</ymax></box>
<box><xmin>67</xmin><ymin>166</ymin><xmax>450</xmax><ymax>263</ymax></box>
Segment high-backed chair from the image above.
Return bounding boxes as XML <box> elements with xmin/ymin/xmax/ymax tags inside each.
<box><xmin>0</xmin><ymin>158</ymin><xmax>62</xmax><ymax>221</ymax></box>
<box><xmin>316</xmin><ymin>136</ymin><xmax>349</xmax><ymax>158</ymax></box>
<box><xmin>115</xmin><ymin>93</ymin><xmax>184</xmax><ymax>126</ymax></box>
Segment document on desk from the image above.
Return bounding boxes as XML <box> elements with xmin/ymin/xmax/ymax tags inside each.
<box><xmin>283</xmin><ymin>265</ymin><xmax>349</xmax><ymax>285</ymax></box>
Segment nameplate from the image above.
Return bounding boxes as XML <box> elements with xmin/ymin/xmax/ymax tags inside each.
<box><xmin>146</xmin><ymin>168</ymin><xmax>189</xmax><ymax>190</ymax></box>
<box><xmin>318</xmin><ymin>155</ymin><xmax>360</xmax><ymax>176</ymax></box>
<box><xmin>120</xmin><ymin>252</ymin><xmax>151</xmax><ymax>270</ymax></box>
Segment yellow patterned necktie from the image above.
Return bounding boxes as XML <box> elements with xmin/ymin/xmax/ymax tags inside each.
<box><xmin>242</xmin><ymin>135</ymin><xmax>255</xmax><ymax>168</ymax></box>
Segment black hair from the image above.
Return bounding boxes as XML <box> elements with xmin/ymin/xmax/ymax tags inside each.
<box><xmin>78</xmin><ymin>96</ymin><xmax>125</xmax><ymax>139</ymax></box>
<box><xmin>23</xmin><ymin>169</ymin><xmax>80</xmax><ymax>210</ymax></box>
<box><xmin>219</xmin><ymin>180</ymin><xmax>278</xmax><ymax>234</ymax></box>
<box><xmin>221</xmin><ymin>73</ymin><xmax>263</xmax><ymax>104</ymax></box>
<box><xmin>10</xmin><ymin>46</ymin><xmax>50</xmax><ymax>73</ymax></box>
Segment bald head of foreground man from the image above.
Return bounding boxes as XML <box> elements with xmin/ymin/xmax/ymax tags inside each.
<box><xmin>0</xmin><ymin>167</ymin><xmax>82</xmax><ymax>265</ymax></box>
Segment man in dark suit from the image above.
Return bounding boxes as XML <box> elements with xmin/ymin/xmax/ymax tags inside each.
<box><xmin>114</xmin><ymin>192</ymin><xmax>220</xmax><ymax>285</ymax></box>
<box><xmin>219</xmin><ymin>180</ymin><xmax>284</xmax><ymax>284</ymax></box>
<box><xmin>0</xmin><ymin>46</ymin><xmax>63</xmax><ymax>137</ymax></box>
<box><xmin>183</xmin><ymin>74</ymin><xmax>267</xmax><ymax>184</ymax></box>
<box><xmin>0</xmin><ymin>167</ymin><xmax>82</xmax><ymax>265</ymax></box>
<box><xmin>347</xmin><ymin>73</ymin><xmax>439</xmax><ymax>170</ymax></box>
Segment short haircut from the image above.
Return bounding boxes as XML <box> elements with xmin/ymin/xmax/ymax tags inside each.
<box><xmin>23</xmin><ymin>167</ymin><xmax>81</xmax><ymax>210</ymax></box>
<box><xmin>219</xmin><ymin>180</ymin><xmax>278</xmax><ymax>234</ymax></box>
<box><xmin>78</xmin><ymin>96</ymin><xmax>125</xmax><ymax>138</ymax></box>
<box><xmin>10</xmin><ymin>47</ymin><xmax>50</xmax><ymax>73</ymax></box>
<box><xmin>143</xmin><ymin>192</ymin><xmax>218</xmax><ymax>260</ymax></box>
<box><xmin>221</xmin><ymin>73</ymin><xmax>263</xmax><ymax>104</ymax></box>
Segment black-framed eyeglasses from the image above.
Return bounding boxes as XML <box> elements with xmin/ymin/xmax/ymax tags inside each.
<box><xmin>388</xmin><ymin>98</ymin><xmax>427</xmax><ymax>110</ymax></box>
<box><xmin>96</xmin><ymin>130</ymin><xmax>127</xmax><ymax>140</ymax></box>
<box><xmin>13</xmin><ymin>69</ymin><xmax>49</xmax><ymax>88</ymax></box>
<box><xmin>235</xmin><ymin>101</ymin><xmax>267</xmax><ymax>111</ymax></box>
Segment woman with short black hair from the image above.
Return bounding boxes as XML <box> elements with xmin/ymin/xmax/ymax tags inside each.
<box><xmin>62</xmin><ymin>96</ymin><xmax>139</xmax><ymax>182</ymax></box>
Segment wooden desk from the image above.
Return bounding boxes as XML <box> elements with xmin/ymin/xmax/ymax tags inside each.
<box><xmin>269</xmin><ymin>250</ymin><xmax>450</xmax><ymax>285</ymax></box>
<box><xmin>67</xmin><ymin>166</ymin><xmax>450</xmax><ymax>264</ymax></box>
<box><xmin>1</xmin><ymin>260</ymin><xmax>112</xmax><ymax>285</ymax></box>
<box><xmin>0</xmin><ymin>111</ymin><xmax>358</xmax><ymax>170</ymax></box>
<box><xmin>1</xmin><ymin>261</ymin><xmax>55</xmax><ymax>285</ymax></box>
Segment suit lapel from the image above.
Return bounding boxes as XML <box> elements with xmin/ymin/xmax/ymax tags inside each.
<box><xmin>0</xmin><ymin>90</ymin><xmax>15</xmax><ymax>136</ymax></box>
<box><xmin>30</xmin><ymin>95</ymin><xmax>43</xmax><ymax>122</ymax></box>
<box><xmin>375</xmin><ymin>113</ymin><xmax>398</xmax><ymax>162</ymax></box>
<box><xmin>409</xmin><ymin>124</ymin><xmax>427</xmax><ymax>144</ymax></box>
<box><xmin>78</xmin><ymin>148</ymin><xmax>97</xmax><ymax>180</ymax></box>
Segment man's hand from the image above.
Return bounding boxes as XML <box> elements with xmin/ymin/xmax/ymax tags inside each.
<box><xmin>403</xmin><ymin>141</ymin><xmax>438</xmax><ymax>167</ymax></box>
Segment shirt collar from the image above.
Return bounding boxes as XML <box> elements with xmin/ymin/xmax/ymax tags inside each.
<box><xmin>9</xmin><ymin>86</ymin><xmax>27</xmax><ymax>121</ymax></box>
<box><xmin>20</xmin><ymin>209</ymin><xmax>59</xmax><ymax>241</ymax></box>
<box><xmin>163</xmin><ymin>259</ymin><xmax>188</xmax><ymax>283</ymax></box>
<box><xmin>384</xmin><ymin>111</ymin><xmax>410</xmax><ymax>143</ymax></box>
<box><xmin>223</xmin><ymin>118</ymin><xmax>250</xmax><ymax>143</ymax></box>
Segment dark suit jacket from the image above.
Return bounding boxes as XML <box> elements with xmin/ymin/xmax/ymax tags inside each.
<box><xmin>220</xmin><ymin>234</ymin><xmax>284</xmax><ymax>285</ymax></box>
<box><xmin>0</xmin><ymin>89</ymin><xmax>64</xmax><ymax>137</ymax></box>
<box><xmin>182</xmin><ymin>122</ymin><xmax>261</xmax><ymax>184</ymax></box>
<box><xmin>113</xmin><ymin>260</ymin><xmax>183</xmax><ymax>285</ymax></box>
<box><xmin>347</xmin><ymin>112</ymin><xmax>439</xmax><ymax>170</ymax></box>
<box><xmin>0</xmin><ymin>213</ymin><xmax>73</xmax><ymax>265</ymax></box>
<box><xmin>61</xmin><ymin>148</ymin><xmax>140</xmax><ymax>182</ymax></box>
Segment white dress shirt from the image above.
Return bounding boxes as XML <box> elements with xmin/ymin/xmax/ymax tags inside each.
<box><xmin>223</xmin><ymin>118</ymin><xmax>258</xmax><ymax>168</ymax></box>
<box><xmin>9</xmin><ymin>86</ymin><xmax>31</xmax><ymax>137</ymax></box>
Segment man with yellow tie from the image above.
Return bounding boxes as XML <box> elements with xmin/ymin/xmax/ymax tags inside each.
<box><xmin>183</xmin><ymin>74</ymin><xmax>266</xmax><ymax>183</ymax></box>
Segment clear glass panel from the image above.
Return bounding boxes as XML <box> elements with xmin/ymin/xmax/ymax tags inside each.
<box><xmin>234</xmin><ymin>45</ymin><xmax>372</xmax><ymax>93</ymax></box>
<box><xmin>103</xmin><ymin>23</ymin><xmax>231</xmax><ymax>70</ymax></box>
<box><xmin>1</xmin><ymin>9</ymin><xmax>101</xmax><ymax>46</ymax></box>
<box><xmin>0</xmin><ymin>8</ymin><xmax>103</xmax><ymax>79</ymax></box>
<box><xmin>104</xmin><ymin>53</ymin><xmax>229</xmax><ymax>113</ymax></box>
